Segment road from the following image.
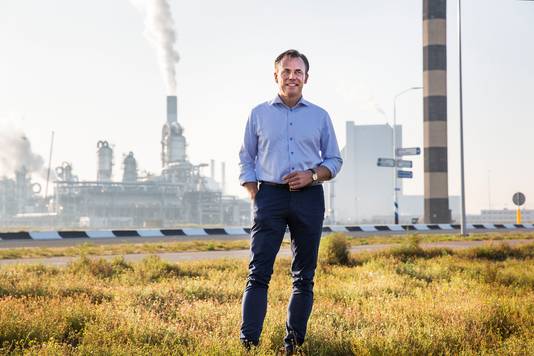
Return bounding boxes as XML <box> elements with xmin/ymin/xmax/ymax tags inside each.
<box><xmin>0</xmin><ymin>238</ymin><xmax>530</xmax><ymax>267</ymax></box>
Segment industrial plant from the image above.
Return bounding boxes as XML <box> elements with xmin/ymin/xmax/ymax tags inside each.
<box><xmin>0</xmin><ymin>96</ymin><xmax>251</xmax><ymax>229</ymax></box>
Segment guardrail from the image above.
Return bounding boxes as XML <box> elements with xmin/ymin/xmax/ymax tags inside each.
<box><xmin>1</xmin><ymin>223</ymin><xmax>533</xmax><ymax>241</ymax></box>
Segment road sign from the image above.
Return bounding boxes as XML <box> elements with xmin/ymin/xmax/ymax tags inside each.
<box><xmin>513</xmin><ymin>192</ymin><xmax>526</xmax><ymax>206</ymax></box>
<box><xmin>397</xmin><ymin>170</ymin><xmax>413</xmax><ymax>179</ymax></box>
<box><xmin>396</xmin><ymin>159</ymin><xmax>412</xmax><ymax>168</ymax></box>
<box><xmin>396</xmin><ymin>147</ymin><xmax>421</xmax><ymax>156</ymax></box>
<box><xmin>377</xmin><ymin>158</ymin><xmax>395</xmax><ymax>167</ymax></box>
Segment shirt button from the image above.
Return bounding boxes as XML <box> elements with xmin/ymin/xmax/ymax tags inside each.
<box><xmin>291</xmin><ymin>152</ymin><xmax>294</xmax><ymax>154</ymax></box>
<box><xmin>289</xmin><ymin>123</ymin><xmax>293</xmax><ymax>126</ymax></box>
<box><xmin>292</xmin><ymin>167</ymin><xmax>295</xmax><ymax>170</ymax></box>
<box><xmin>290</xmin><ymin>137</ymin><xmax>293</xmax><ymax>140</ymax></box>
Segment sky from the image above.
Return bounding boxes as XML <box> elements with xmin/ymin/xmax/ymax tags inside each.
<box><xmin>1</xmin><ymin>0</ymin><xmax>533</xmax><ymax>214</ymax></box>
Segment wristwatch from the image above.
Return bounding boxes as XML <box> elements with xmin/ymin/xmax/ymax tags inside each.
<box><xmin>308</xmin><ymin>168</ymin><xmax>318</xmax><ymax>183</ymax></box>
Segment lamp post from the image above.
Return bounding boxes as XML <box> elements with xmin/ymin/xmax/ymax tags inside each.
<box><xmin>393</xmin><ymin>86</ymin><xmax>422</xmax><ymax>224</ymax></box>
<box><xmin>457</xmin><ymin>0</ymin><xmax>467</xmax><ymax>236</ymax></box>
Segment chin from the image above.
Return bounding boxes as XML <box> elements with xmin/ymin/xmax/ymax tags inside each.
<box><xmin>285</xmin><ymin>90</ymin><xmax>301</xmax><ymax>97</ymax></box>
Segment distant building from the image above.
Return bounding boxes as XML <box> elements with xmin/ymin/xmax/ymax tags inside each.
<box><xmin>328</xmin><ymin>122</ymin><xmax>402</xmax><ymax>223</ymax></box>
<box><xmin>325</xmin><ymin>122</ymin><xmax>463</xmax><ymax>224</ymax></box>
<box><xmin>0</xmin><ymin>96</ymin><xmax>250</xmax><ymax>229</ymax></box>
<box><xmin>467</xmin><ymin>209</ymin><xmax>534</xmax><ymax>224</ymax></box>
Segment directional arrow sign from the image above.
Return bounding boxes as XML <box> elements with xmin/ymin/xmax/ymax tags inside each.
<box><xmin>396</xmin><ymin>159</ymin><xmax>412</xmax><ymax>168</ymax></box>
<box><xmin>377</xmin><ymin>158</ymin><xmax>395</xmax><ymax>167</ymax></box>
<box><xmin>397</xmin><ymin>170</ymin><xmax>413</xmax><ymax>179</ymax></box>
<box><xmin>396</xmin><ymin>147</ymin><xmax>421</xmax><ymax>156</ymax></box>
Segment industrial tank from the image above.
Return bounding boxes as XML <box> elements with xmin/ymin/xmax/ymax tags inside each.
<box><xmin>97</xmin><ymin>140</ymin><xmax>113</xmax><ymax>182</ymax></box>
<box><xmin>122</xmin><ymin>152</ymin><xmax>138</xmax><ymax>183</ymax></box>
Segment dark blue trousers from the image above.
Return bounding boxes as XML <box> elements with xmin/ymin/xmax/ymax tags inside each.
<box><xmin>240</xmin><ymin>184</ymin><xmax>325</xmax><ymax>349</ymax></box>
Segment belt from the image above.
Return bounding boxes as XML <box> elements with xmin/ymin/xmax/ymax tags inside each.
<box><xmin>260</xmin><ymin>181</ymin><xmax>290</xmax><ymax>189</ymax></box>
<box><xmin>259</xmin><ymin>181</ymin><xmax>320</xmax><ymax>191</ymax></box>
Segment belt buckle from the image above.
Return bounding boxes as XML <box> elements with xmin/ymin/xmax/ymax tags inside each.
<box><xmin>289</xmin><ymin>187</ymin><xmax>300</xmax><ymax>192</ymax></box>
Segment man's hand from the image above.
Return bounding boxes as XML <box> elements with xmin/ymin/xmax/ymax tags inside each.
<box><xmin>282</xmin><ymin>170</ymin><xmax>313</xmax><ymax>190</ymax></box>
<box><xmin>243</xmin><ymin>182</ymin><xmax>258</xmax><ymax>200</ymax></box>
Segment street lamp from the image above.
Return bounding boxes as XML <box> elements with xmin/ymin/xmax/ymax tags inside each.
<box><xmin>393</xmin><ymin>86</ymin><xmax>422</xmax><ymax>225</ymax></box>
<box><xmin>456</xmin><ymin>0</ymin><xmax>531</xmax><ymax>236</ymax></box>
<box><xmin>457</xmin><ymin>0</ymin><xmax>467</xmax><ymax>236</ymax></box>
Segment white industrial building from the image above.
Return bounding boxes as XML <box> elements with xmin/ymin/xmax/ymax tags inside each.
<box><xmin>327</xmin><ymin>122</ymin><xmax>402</xmax><ymax>223</ymax></box>
<box><xmin>326</xmin><ymin>122</ymin><xmax>460</xmax><ymax>224</ymax></box>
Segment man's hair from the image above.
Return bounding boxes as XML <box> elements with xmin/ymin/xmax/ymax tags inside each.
<box><xmin>274</xmin><ymin>49</ymin><xmax>310</xmax><ymax>74</ymax></box>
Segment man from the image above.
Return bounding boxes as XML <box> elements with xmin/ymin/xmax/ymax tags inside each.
<box><xmin>238</xmin><ymin>49</ymin><xmax>342</xmax><ymax>354</ymax></box>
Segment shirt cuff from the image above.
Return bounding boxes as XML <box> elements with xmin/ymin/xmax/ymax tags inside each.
<box><xmin>239</xmin><ymin>173</ymin><xmax>257</xmax><ymax>186</ymax></box>
<box><xmin>320</xmin><ymin>162</ymin><xmax>337</xmax><ymax>179</ymax></box>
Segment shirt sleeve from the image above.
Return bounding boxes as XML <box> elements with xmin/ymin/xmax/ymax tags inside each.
<box><xmin>319</xmin><ymin>112</ymin><xmax>343</xmax><ymax>178</ymax></box>
<box><xmin>238</xmin><ymin>111</ymin><xmax>258</xmax><ymax>185</ymax></box>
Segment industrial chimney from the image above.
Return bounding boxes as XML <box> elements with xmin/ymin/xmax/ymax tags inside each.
<box><xmin>167</xmin><ymin>95</ymin><xmax>177</xmax><ymax>123</ymax></box>
<box><xmin>210</xmin><ymin>159</ymin><xmax>215</xmax><ymax>180</ymax></box>
<box><xmin>423</xmin><ymin>0</ymin><xmax>451</xmax><ymax>223</ymax></box>
<box><xmin>221</xmin><ymin>161</ymin><xmax>226</xmax><ymax>194</ymax></box>
<box><xmin>161</xmin><ymin>95</ymin><xmax>186</xmax><ymax>167</ymax></box>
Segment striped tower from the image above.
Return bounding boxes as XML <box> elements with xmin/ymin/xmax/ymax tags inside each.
<box><xmin>423</xmin><ymin>0</ymin><xmax>451</xmax><ymax>223</ymax></box>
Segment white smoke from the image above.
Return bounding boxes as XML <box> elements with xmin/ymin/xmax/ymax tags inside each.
<box><xmin>0</xmin><ymin>124</ymin><xmax>45</xmax><ymax>178</ymax></box>
<box><xmin>131</xmin><ymin>0</ymin><xmax>180</xmax><ymax>94</ymax></box>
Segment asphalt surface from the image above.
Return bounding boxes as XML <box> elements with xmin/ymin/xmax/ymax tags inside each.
<box><xmin>0</xmin><ymin>234</ymin><xmax>248</xmax><ymax>249</ymax></box>
<box><xmin>0</xmin><ymin>238</ymin><xmax>531</xmax><ymax>267</ymax></box>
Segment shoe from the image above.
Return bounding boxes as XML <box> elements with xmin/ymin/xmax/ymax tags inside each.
<box><xmin>241</xmin><ymin>339</ymin><xmax>258</xmax><ymax>351</ymax></box>
<box><xmin>285</xmin><ymin>345</ymin><xmax>295</xmax><ymax>356</ymax></box>
<box><xmin>277</xmin><ymin>346</ymin><xmax>294</xmax><ymax>356</ymax></box>
<box><xmin>279</xmin><ymin>344</ymin><xmax>302</xmax><ymax>356</ymax></box>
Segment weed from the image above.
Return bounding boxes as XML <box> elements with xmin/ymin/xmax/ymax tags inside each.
<box><xmin>320</xmin><ymin>233</ymin><xmax>350</xmax><ymax>265</ymax></box>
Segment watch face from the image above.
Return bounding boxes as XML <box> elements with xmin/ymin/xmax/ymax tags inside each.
<box><xmin>312</xmin><ymin>173</ymin><xmax>318</xmax><ymax>181</ymax></box>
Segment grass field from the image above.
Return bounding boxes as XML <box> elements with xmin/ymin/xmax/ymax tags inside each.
<box><xmin>0</xmin><ymin>237</ymin><xmax>533</xmax><ymax>355</ymax></box>
<box><xmin>1</xmin><ymin>231</ymin><xmax>533</xmax><ymax>260</ymax></box>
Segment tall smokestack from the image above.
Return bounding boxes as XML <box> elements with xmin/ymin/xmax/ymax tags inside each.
<box><xmin>167</xmin><ymin>95</ymin><xmax>177</xmax><ymax>123</ymax></box>
<box><xmin>162</xmin><ymin>95</ymin><xmax>186</xmax><ymax>167</ymax></box>
<box><xmin>210</xmin><ymin>159</ymin><xmax>215</xmax><ymax>180</ymax></box>
<box><xmin>423</xmin><ymin>0</ymin><xmax>451</xmax><ymax>223</ymax></box>
<box><xmin>221</xmin><ymin>161</ymin><xmax>226</xmax><ymax>194</ymax></box>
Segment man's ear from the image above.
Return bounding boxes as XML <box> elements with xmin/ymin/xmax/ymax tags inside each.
<box><xmin>304</xmin><ymin>73</ymin><xmax>309</xmax><ymax>84</ymax></box>
<box><xmin>274</xmin><ymin>71</ymin><xmax>279</xmax><ymax>83</ymax></box>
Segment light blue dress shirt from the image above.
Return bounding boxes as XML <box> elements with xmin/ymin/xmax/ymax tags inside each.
<box><xmin>239</xmin><ymin>95</ymin><xmax>343</xmax><ymax>185</ymax></box>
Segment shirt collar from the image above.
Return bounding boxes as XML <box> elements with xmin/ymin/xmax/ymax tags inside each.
<box><xmin>270</xmin><ymin>95</ymin><xmax>309</xmax><ymax>108</ymax></box>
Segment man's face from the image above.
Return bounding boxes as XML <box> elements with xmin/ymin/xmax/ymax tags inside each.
<box><xmin>274</xmin><ymin>56</ymin><xmax>308</xmax><ymax>99</ymax></box>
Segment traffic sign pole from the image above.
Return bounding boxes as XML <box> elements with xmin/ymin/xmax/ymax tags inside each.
<box><xmin>512</xmin><ymin>192</ymin><xmax>526</xmax><ymax>224</ymax></box>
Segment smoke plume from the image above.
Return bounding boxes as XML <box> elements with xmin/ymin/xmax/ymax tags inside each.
<box><xmin>141</xmin><ymin>0</ymin><xmax>180</xmax><ymax>94</ymax></box>
<box><xmin>0</xmin><ymin>125</ymin><xmax>45</xmax><ymax>178</ymax></box>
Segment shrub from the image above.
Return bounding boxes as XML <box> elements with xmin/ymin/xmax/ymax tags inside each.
<box><xmin>319</xmin><ymin>233</ymin><xmax>350</xmax><ymax>265</ymax></box>
<box><xmin>67</xmin><ymin>256</ymin><xmax>115</xmax><ymax>279</ymax></box>
<box><xmin>133</xmin><ymin>255</ymin><xmax>182</xmax><ymax>282</ymax></box>
<box><xmin>67</xmin><ymin>255</ymin><xmax>132</xmax><ymax>279</ymax></box>
<box><xmin>461</xmin><ymin>242</ymin><xmax>534</xmax><ymax>261</ymax></box>
<box><xmin>384</xmin><ymin>235</ymin><xmax>452</xmax><ymax>262</ymax></box>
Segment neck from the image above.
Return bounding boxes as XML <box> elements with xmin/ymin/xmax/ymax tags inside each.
<box><xmin>278</xmin><ymin>94</ymin><xmax>301</xmax><ymax>108</ymax></box>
